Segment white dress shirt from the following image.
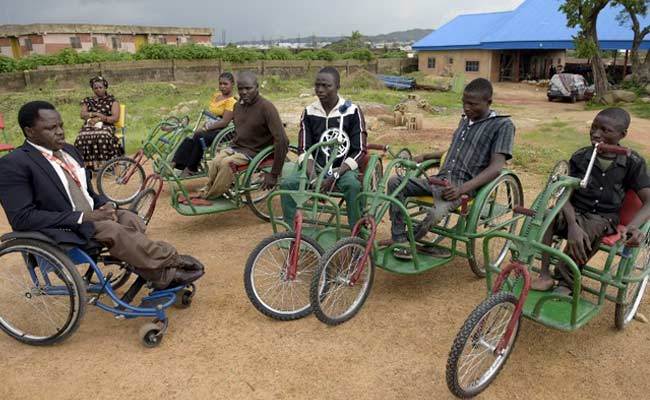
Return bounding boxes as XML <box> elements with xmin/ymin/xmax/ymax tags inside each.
<box><xmin>27</xmin><ymin>141</ymin><xmax>94</xmax><ymax>222</ymax></box>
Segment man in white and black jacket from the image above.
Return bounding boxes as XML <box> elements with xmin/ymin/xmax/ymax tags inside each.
<box><xmin>280</xmin><ymin>67</ymin><xmax>367</xmax><ymax>228</ymax></box>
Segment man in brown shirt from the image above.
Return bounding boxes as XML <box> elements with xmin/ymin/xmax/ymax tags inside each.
<box><xmin>199</xmin><ymin>71</ymin><xmax>289</xmax><ymax>200</ymax></box>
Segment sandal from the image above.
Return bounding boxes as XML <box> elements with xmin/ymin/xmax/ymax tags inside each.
<box><xmin>177</xmin><ymin>195</ymin><xmax>213</xmax><ymax>206</ymax></box>
<box><xmin>393</xmin><ymin>247</ymin><xmax>413</xmax><ymax>260</ymax></box>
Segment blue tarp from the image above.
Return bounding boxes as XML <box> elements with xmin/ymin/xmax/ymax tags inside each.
<box><xmin>413</xmin><ymin>0</ymin><xmax>650</xmax><ymax>51</ymax></box>
<box><xmin>376</xmin><ymin>75</ymin><xmax>415</xmax><ymax>90</ymax></box>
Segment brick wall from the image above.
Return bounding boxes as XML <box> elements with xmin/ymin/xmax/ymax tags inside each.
<box><xmin>0</xmin><ymin>58</ymin><xmax>418</xmax><ymax>92</ymax></box>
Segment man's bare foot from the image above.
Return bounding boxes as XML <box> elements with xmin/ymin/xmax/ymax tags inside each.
<box><xmin>531</xmin><ymin>276</ymin><xmax>554</xmax><ymax>291</ymax></box>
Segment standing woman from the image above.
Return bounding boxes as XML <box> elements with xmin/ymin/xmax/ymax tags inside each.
<box><xmin>172</xmin><ymin>72</ymin><xmax>236</xmax><ymax>177</ymax></box>
<box><xmin>74</xmin><ymin>76</ymin><xmax>123</xmax><ymax>171</ymax></box>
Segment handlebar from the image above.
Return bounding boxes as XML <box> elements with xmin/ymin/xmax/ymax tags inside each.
<box><xmin>367</xmin><ymin>143</ymin><xmax>389</xmax><ymax>152</ymax></box>
<box><xmin>428</xmin><ymin>177</ymin><xmax>451</xmax><ymax>187</ymax></box>
<box><xmin>597</xmin><ymin>143</ymin><xmax>631</xmax><ymax>156</ymax></box>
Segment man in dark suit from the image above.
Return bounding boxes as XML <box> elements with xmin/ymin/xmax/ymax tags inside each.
<box><xmin>0</xmin><ymin>101</ymin><xmax>203</xmax><ymax>288</ymax></box>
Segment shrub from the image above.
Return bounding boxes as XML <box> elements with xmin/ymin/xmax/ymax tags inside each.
<box><xmin>380</xmin><ymin>50</ymin><xmax>407</xmax><ymax>58</ymax></box>
<box><xmin>0</xmin><ymin>55</ymin><xmax>17</xmax><ymax>73</ymax></box>
<box><xmin>296</xmin><ymin>50</ymin><xmax>318</xmax><ymax>60</ymax></box>
<box><xmin>315</xmin><ymin>49</ymin><xmax>339</xmax><ymax>61</ymax></box>
<box><xmin>341</xmin><ymin>48</ymin><xmax>374</xmax><ymax>61</ymax></box>
<box><xmin>266</xmin><ymin>47</ymin><xmax>293</xmax><ymax>60</ymax></box>
<box><xmin>135</xmin><ymin>43</ymin><xmax>179</xmax><ymax>60</ymax></box>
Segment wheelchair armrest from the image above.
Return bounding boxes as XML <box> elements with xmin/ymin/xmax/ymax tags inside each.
<box><xmin>1</xmin><ymin>231</ymin><xmax>58</xmax><ymax>245</ymax></box>
<box><xmin>1</xmin><ymin>231</ymin><xmax>104</xmax><ymax>255</ymax></box>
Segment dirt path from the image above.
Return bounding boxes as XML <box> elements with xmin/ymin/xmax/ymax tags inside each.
<box><xmin>1</xmin><ymin>84</ymin><xmax>650</xmax><ymax>400</ymax></box>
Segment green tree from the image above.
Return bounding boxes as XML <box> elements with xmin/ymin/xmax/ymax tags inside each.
<box><xmin>613</xmin><ymin>0</ymin><xmax>650</xmax><ymax>82</ymax></box>
<box><xmin>560</xmin><ymin>0</ymin><xmax>611</xmax><ymax>101</ymax></box>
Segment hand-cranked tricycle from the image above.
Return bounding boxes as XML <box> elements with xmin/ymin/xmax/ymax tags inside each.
<box><xmin>306</xmin><ymin>154</ymin><xmax>524</xmax><ymax>326</ymax></box>
<box><xmin>96</xmin><ymin>110</ymin><xmax>234</xmax><ymax>205</ymax></box>
<box><xmin>444</xmin><ymin>143</ymin><xmax>650</xmax><ymax>398</ymax></box>
<box><xmin>242</xmin><ymin>134</ymin><xmax>393</xmax><ymax>320</ymax></box>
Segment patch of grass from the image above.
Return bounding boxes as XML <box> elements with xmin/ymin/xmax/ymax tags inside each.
<box><xmin>514</xmin><ymin>120</ymin><xmax>585</xmax><ymax>176</ymax></box>
<box><xmin>627</xmin><ymin>100</ymin><xmax>650</xmax><ymax>120</ymax></box>
<box><xmin>0</xmin><ymin>79</ymin><xmax>307</xmax><ymax>153</ymax></box>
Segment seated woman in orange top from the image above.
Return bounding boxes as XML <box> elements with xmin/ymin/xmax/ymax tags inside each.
<box><xmin>172</xmin><ymin>72</ymin><xmax>236</xmax><ymax>177</ymax></box>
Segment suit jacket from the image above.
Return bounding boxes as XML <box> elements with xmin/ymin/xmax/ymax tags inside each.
<box><xmin>0</xmin><ymin>141</ymin><xmax>108</xmax><ymax>245</ymax></box>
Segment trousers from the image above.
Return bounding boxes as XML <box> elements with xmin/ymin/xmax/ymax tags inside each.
<box><xmin>199</xmin><ymin>148</ymin><xmax>249</xmax><ymax>200</ymax></box>
<box><xmin>281</xmin><ymin>171</ymin><xmax>362</xmax><ymax>229</ymax></box>
<box><xmin>388</xmin><ymin>175</ymin><xmax>461</xmax><ymax>242</ymax></box>
<box><xmin>92</xmin><ymin>209</ymin><xmax>178</xmax><ymax>286</ymax></box>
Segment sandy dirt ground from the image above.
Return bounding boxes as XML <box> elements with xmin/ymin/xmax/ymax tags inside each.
<box><xmin>1</xmin><ymin>83</ymin><xmax>650</xmax><ymax>400</ymax></box>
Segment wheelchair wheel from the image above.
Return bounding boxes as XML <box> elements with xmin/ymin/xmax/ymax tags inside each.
<box><xmin>0</xmin><ymin>239</ymin><xmax>86</xmax><ymax>345</ymax></box>
<box><xmin>615</xmin><ymin>232</ymin><xmax>650</xmax><ymax>329</ymax></box>
<box><xmin>469</xmin><ymin>174</ymin><xmax>523</xmax><ymax>278</ymax></box>
<box><xmin>245</xmin><ymin>148</ymin><xmax>299</xmax><ymax>222</ymax></box>
<box><xmin>446</xmin><ymin>292</ymin><xmax>520</xmax><ymax>398</ymax></box>
<box><xmin>210</xmin><ymin>128</ymin><xmax>236</xmax><ymax>156</ymax></box>
<box><xmin>97</xmin><ymin>157</ymin><xmax>145</xmax><ymax>205</ymax></box>
<box><xmin>310</xmin><ymin>237</ymin><xmax>374</xmax><ymax>326</ymax></box>
<box><xmin>128</xmin><ymin>188</ymin><xmax>157</xmax><ymax>225</ymax></box>
<box><xmin>87</xmin><ymin>263</ymin><xmax>132</xmax><ymax>291</ymax></box>
<box><xmin>244</xmin><ymin>232</ymin><xmax>324</xmax><ymax>320</ymax></box>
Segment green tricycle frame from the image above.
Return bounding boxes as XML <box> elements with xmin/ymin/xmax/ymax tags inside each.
<box><xmin>243</xmin><ymin>137</ymin><xmax>389</xmax><ymax>320</ymax></box>
<box><xmin>96</xmin><ymin>110</ymin><xmax>235</xmax><ymax>205</ymax></box>
<box><xmin>445</xmin><ymin>143</ymin><xmax>650</xmax><ymax>398</ymax></box>
<box><xmin>306</xmin><ymin>155</ymin><xmax>524</xmax><ymax>325</ymax></box>
<box><xmin>150</xmin><ymin>143</ymin><xmax>297</xmax><ymax>221</ymax></box>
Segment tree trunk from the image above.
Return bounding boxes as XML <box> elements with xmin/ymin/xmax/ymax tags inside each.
<box><xmin>588</xmin><ymin>22</ymin><xmax>609</xmax><ymax>102</ymax></box>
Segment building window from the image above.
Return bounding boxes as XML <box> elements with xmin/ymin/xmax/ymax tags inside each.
<box><xmin>111</xmin><ymin>37</ymin><xmax>121</xmax><ymax>50</ymax></box>
<box><xmin>448</xmin><ymin>57</ymin><xmax>454</xmax><ymax>64</ymax></box>
<box><xmin>70</xmin><ymin>36</ymin><xmax>82</xmax><ymax>49</ymax></box>
<box><xmin>158</xmin><ymin>36</ymin><xmax>167</xmax><ymax>44</ymax></box>
<box><xmin>24</xmin><ymin>38</ymin><xmax>33</xmax><ymax>51</ymax></box>
<box><xmin>465</xmin><ymin>61</ymin><xmax>480</xmax><ymax>72</ymax></box>
<box><xmin>427</xmin><ymin>57</ymin><xmax>436</xmax><ymax>69</ymax></box>
<box><xmin>92</xmin><ymin>37</ymin><xmax>98</xmax><ymax>47</ymax></box>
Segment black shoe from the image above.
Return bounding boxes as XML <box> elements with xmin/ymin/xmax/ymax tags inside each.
<box><xmin>175</xmin><ymin>254</ymin><xmax>205</xmax><ymax>272</ymax></box>
<box><xmin>416</xmin><ymin>244</ymin><xmax>452</xmax><ymax>258</ymax></box>
<box><xmin>168</xmin><ymin>268</ymin><xmax>204</xmax><ymax>288</ymax></box>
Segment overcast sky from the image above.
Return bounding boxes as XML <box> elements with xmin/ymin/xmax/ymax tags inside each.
<box><xmin>0</xmin><ymin>0</ymin><xmax>525</xmax><ymax>42</ymax></box>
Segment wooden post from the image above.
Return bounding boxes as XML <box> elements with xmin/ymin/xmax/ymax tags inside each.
<box><xmin>623</xmin><ymin>49</ymin><xmax>629</xmax><ymax>80</ymax></box>
<box><xmin>23</xmin><ymin>70</ymin><xmax>31</xmax><ymax>87</ymax></box>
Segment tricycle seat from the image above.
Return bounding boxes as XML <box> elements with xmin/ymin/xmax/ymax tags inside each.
<box><xmin>234</xmin><ymin>157</ymin><xmax>274</xmax><ymax>172</ymax></box>
<box><xmin>600</xmin><ymin>190</ymin><xmax>641</xmax><ymax>246</ymax></box>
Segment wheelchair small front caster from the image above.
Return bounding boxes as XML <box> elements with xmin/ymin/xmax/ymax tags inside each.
<box><xmin>175</xmin><ymin>284</ymin><xmax>195</xmax><ymax>309</ymax></box>
<box><xmin>139</xmin><ymin>322</ymin><xmax>163</xmax><ymax>348</ymax></box>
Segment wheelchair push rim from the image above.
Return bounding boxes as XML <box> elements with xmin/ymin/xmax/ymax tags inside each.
<box><xmin>0</xmin><ymin>240</ymin><xmax>86</xmax><ymax>345</ymax></box>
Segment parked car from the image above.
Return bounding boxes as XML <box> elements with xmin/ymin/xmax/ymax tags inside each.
<box><xmin>547</xmin><ymin>73</ymin><xmax>594</xmax><ymax>103</ymax></box>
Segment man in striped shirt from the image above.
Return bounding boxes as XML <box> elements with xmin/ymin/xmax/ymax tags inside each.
<box><xmin>280</xmin><ymin>67</ymin><xmax>367</xmax><ymax>228</ymax></box>
<box><xmin>388</xmin><ymin>78</ymin><xmax>515</xmax><ymax>260</ymax></box>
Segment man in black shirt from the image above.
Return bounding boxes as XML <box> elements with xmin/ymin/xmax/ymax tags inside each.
<box><xmin>532</xmin><ymin>108</ymin><xmax>650</xmax><ymax>292</ymax></box>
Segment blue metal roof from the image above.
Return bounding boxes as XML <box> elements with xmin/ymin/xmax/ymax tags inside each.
<box><xmin>413</xmin><ymin>0</ymin><xmax>650</xmax><ymax>51</ymax></box>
